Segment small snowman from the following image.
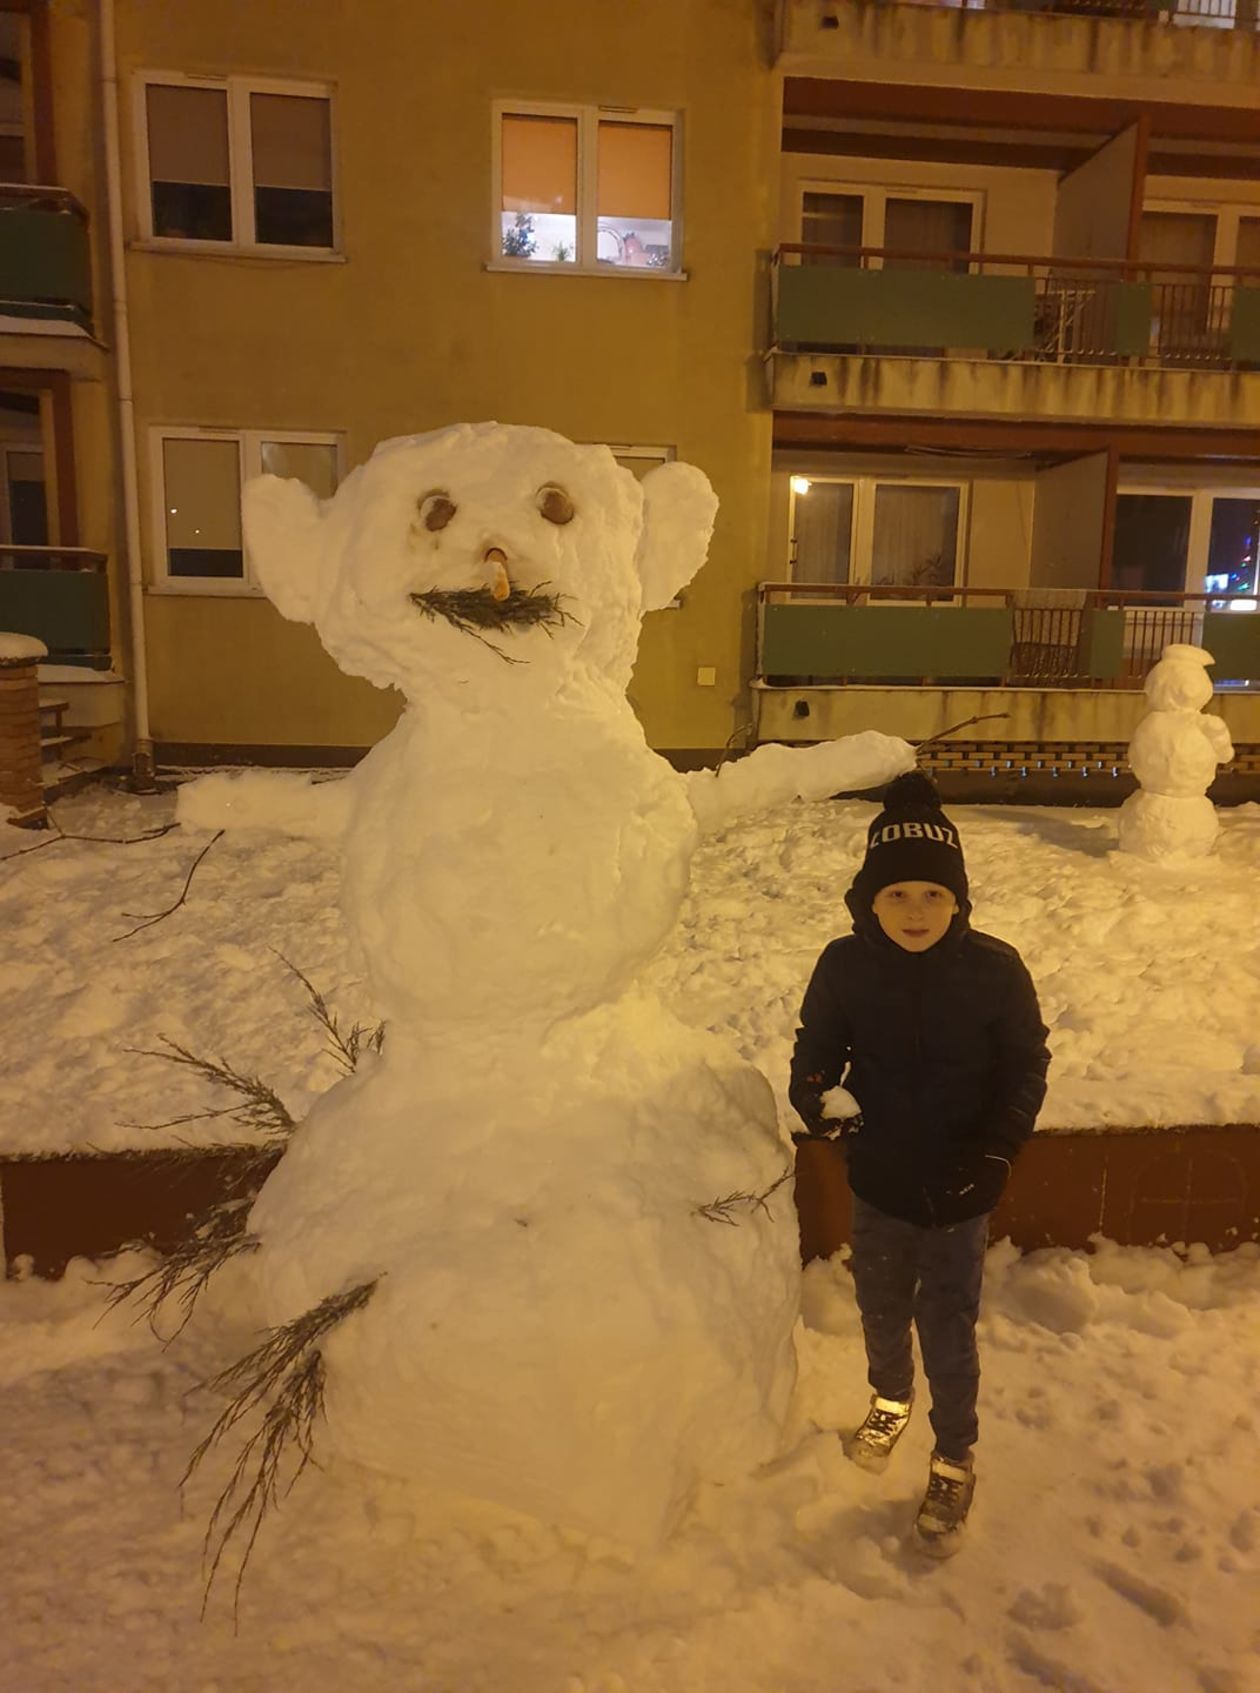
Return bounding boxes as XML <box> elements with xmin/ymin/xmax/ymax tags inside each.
<box><xmin>1117</xmin><ymin>643</ymin><xmax>1233</xmax><ymax>862</ymax></box>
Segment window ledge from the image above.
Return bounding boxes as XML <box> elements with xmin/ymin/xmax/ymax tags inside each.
<box><xmin>147</xmin><ymin>582</ymin><xmax>267</xmax><ymax>598</ymax></box>
<box><xmin>129</xmin><ymin>239</ymin><xmax>346</xmax><ymax>264</ymax></box>
<box><xmin>484</xmin><ymin>260</ymin><xmax>687</xmax><ymax>282</ymax></box>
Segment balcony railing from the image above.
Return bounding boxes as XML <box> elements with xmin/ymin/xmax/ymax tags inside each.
<box><xmin>812</xmin><ymin>0</ymin><xmax>1258</xmax><ymax>28</ymax></box>
<box><xmin>0</xmin><ymin>186</ymin><xmax>93</xmax><ymax>332</ymax></box>
<box><xmin>773</xmin><ymin>245</ymin><xmax>1260</xmax><ymax>371</ymax></box>
<box><xmin>0</xmin><ymin>546</ymin><xmax>109</xmax><ymax>661</ymax></box>
<box><xmin>756</xmin><ymin>582</ymin><xmax>1260</xmax><ymax>688</ymax></box>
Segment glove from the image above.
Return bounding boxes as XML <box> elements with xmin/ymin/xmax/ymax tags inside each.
<box><xmin>791</xmin><ymin>1112</ymin><xmax>864</xmax><ymax>1150</ymax></box>
<box><xmin>939</xmin><ymin>1147</ymin><xmax>1012</xmax><ymax>1217</ymax></box>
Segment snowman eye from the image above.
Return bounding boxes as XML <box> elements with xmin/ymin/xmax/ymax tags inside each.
<box><xmin>537</xmin><ymin>484</ymin><xmax>575</xmax><ymax>526</ymax></box>
<box><xmin>418</xmin><ymin>490</ymin><xmax>456</xmax><ymax>532</ymax></box>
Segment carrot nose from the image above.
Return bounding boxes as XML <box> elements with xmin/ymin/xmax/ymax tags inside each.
<box><xmin>484</xmin><ymin>547</ymin><xmax>511</xmax><ymax>602</ymax></box>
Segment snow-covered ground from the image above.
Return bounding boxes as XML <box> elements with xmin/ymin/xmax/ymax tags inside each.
<box><xmin>3</xmin><ymin>779</ymin><xmax>1260</xmax><ymax>1690</ymax></box>
<box><xmin>2</xmin><ymin>780</ymin><xmax>1260</xmax><ymax>1156</ymax></box>
<box><xmin>2</xmin><ymin>775</ymin><xmax>1260</xmax><ymax>1158</ymax></box>
<box><xmin>3</xmin><ymin>1237</ymin><xmax>1258</xmax><ymax>1692</ymax></box>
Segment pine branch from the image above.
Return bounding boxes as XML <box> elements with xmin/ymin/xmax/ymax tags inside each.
<box><xmin>185</xmin><ymin>1279</ymin><xmax>379</xmax><ymax>1615</ymax></box>
<box><xmin>105</xmin><ymin>1205</ymin><xmax>259</xmax><ymax>1338</ymax></box>
<box><xmin>274</xmin><ymin>952</ymin><xmax>385</xmax><ymax>1075</ymax></box>
<box><xmin>694</xmin><ymin>1167</ymin><xmax>793</xmax><ymax>1227</ymax></box>
<box><xmin>125</xmin><ymin>1036</ymin><xmax>295</xmax><ymax>1138</ymax></box>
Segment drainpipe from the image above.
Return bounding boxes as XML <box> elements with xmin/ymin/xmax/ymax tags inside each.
<box><xmin>99</xmin><ymin>0</ymin><xmax>156</xmax><ymax>790</ymax></box>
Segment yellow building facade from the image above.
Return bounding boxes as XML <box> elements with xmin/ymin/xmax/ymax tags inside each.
<box><xmin>2</xmin><ymin>0</ymin><xmax>1259</xmax><ymax>773</ymax></box>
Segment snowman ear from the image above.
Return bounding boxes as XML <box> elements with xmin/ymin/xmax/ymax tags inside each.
<box><xmin>242</xmin><ymin>474</ymin><xmax>328</xmax><ymax>624</ymax></box>
<box><xmin>635</xmin><ymin>461</ymin><xmax>718</xmax><ymax>612</ymax></box>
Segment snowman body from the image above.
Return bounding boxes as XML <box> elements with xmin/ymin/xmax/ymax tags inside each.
<box><xmin>1118</xmin><ymin>644</ymin><xmax>1233</xmax><ymax>862</ymax></box>
<box><xmin>182</xmin><ymin>424</ymin><xmax>850</xmax><ymax>1547</ymax></box>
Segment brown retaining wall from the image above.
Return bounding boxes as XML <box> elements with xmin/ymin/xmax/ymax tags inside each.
<box><xmin>3</xmin><ymin>1126</ymin><xmax>1259</xmax><ymax>1279</ymax></box>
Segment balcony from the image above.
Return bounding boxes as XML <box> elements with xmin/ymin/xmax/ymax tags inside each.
<box><xmin>754</xmin><ymin>580</ymin><xmax>1260</xmax><ymax>765</ymax></box>
<box><xmin>0</xmin><ymin>547</ymin><xmax>110</xmax><ymax>663</ymax></box>
<box><xmin>768</xmin><ymin>245</ymin><xmax>1260</xmax><ymax>430</ymax></box>
<box><xmin>0</xmin><ymin>187</ymin><xmax>93</xmax><ymax>336</ymax></box>
<box><xmin>776</xmin><ymin>0</ymin><xmax>1260</xmax><ymax>105</ymax></box>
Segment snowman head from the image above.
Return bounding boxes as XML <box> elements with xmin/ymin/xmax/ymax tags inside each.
<box><xmin>242</xmin><ymin>422</ymin><xmax>717</xmax><ymax>699</ymax></box>
<box><xmin>1144</xmin><ymin>643</ymin><xmax>1215</xmax><ymax>712</ymax></box>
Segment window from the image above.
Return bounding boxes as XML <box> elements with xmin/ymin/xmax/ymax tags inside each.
<box><xmin>789</xmin><ymin>476</ymin><xmax>965</xmax><ymax>590</ymax></box>
<box><xmin>494</xmin><ymin>102</ymin><xmax>680</xmax><ymax>274</ymax></box>
<box><xmin>138</xmin><ymin>75</ymin><xmax>335</xmax><ymax>251</ymax></box>
<box><xmin>151</xmin><ymin>428</ymin><xmax>341</xmax><ymax>592</ymax></box>
<box><xmin>604</xmin><ymin>443</ymin><xmax>674</xmax><ymax>480</ymax></box>
<box><xmin>1117</xmin><ymin>485</ymin><xmax>1260</xmax><ymax>610</ymax></box>
<box><xmin>799</xmin><ymin>186</ymin><xmax>979</xmax><ymax>271</ymax></box>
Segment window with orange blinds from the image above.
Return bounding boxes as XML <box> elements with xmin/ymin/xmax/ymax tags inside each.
<box><xmin>496</xmin><ymin>104</ymin><xmax>679</xmax><ymax>274</ymax></box>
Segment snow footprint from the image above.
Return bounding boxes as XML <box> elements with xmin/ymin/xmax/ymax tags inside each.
<box><xmin>1092</xmin><ymin>1558</ymin><xmax>1187</xmax><ymax>1628</ymax></box>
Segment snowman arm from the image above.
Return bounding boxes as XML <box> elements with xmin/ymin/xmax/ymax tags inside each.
<box><xmin>684</xmin><ymin>732</ymin><xmax>916</xmax><ymax>835</ymax></box>
<box><xmin>176</xmin><ymin>769</ymin><xmax>355</xmax><ymax>840</ymax></box>
<box><xmin>1201</xmin><ymin>714</ymin><xmax>1234</xmax><ymax>763</ymax></box>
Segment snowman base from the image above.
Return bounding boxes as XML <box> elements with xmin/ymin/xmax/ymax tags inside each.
<box><xmin>1117</xmin><ymin>789</ymin><xmax>1220</xmax><ymax>862</ymax></box>
<box><xmin>248</xmin><ymin>1011</ymin><xmax>802</xmax><ymax>1551</ymax></box>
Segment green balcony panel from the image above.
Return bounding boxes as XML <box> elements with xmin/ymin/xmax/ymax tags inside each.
<box><xmin>0</xmin><ymin>202</ymin><xmax>92</xmax><ymax>328</ymax></box>
<box><xmin>776</xmin><ymin>265</ymin><xmax>1037</xmax><ymax>355</ymax></box>
<box><xmin>1228</xmin><ymin>288</ymin><xmax>1260</xmax><ymax>363</ymax></box>
<box><xmin>1080</xmin><ymin>609</ymin><xmax>1125</xmax><ymax>679</ymax></box>
<box><xmin>1109</xmin><ymin>283</ymin><xmax>1153</xmax><ymax>358</ymax></box>
<box><xmin>0</xmin><ymin>568</ymin><xmax>109</xmax><ymax>657</ymax></box>
<box><xmin>762</xmin><ymin>603</ymin><xmax>1013</xmax><ymax>680</ymax></box>
<box><xmin>1202</xmin><ymin>611</ymin><xmax>1260</xmax><ymax>681</ymax></box>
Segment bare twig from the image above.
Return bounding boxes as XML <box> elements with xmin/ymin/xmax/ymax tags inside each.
<box><xmin>914</xmin><ymin>712</ymin><xmax>1010</xmax><ymax>751</ymax></box>
<box><xmin>1</xmin><ymin>812</ymin><xmax>177</xmax><ymax>864</ymax></box>
<box><xmin>124</xmin><ymin>1036</ymin><xmax>294</xmax><ymax>1137</ymax></box>
<box><xmin>694</xmin><ymin>1167</ymin><xmax>794</xmax><ymax>1226</ymax></box>
<box><xmin>113</xmin><ymin>829</ymin><xmax>223</xmax><ymax>940</ymax></box>
<box><xmin>273</xmin><ymin>952</ymin><xmax>385</xmax><ymax>1075</ymax></box>
<box><xmin>186</xmin><ymin>1279</ymin><xmax>379</xmax><ymax>1614</ymax></box>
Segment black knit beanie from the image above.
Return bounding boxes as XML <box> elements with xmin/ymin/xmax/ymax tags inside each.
<box><xmin>848</xmin><ymin>770</ymin><xmax>969</xmax><ymax>913</ymax></box>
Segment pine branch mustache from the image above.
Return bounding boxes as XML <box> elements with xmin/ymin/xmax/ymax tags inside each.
<box><xmin>409</xmin><ymin>583</ymin><xmax>572</xmax><ymax>661</ymax></box>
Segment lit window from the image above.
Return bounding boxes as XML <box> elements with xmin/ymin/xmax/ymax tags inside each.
<box><xmin>152</xmin><ymin>429</ymin><xmax>341</xmax><ymax>591</ymax></box>
<box><xmin>140</xmin><ymin>75</ymin><xmax>335</xmax><ymax>252</ymax></box>
<box><xmin>789</xmin><ymin>476</ymin><xmax>966</xmax><ymax>589</ymax></box>
<box><xmin>496</xmin><ymin>104</ymin><xmax>680</xmax><ymax>274</ymax></box>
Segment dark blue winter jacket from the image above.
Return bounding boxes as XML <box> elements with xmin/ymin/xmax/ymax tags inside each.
<box><xmin>789</xmin><ymin>904</ymin><xmax>1050</xmax><ymax>1227</ymax></box>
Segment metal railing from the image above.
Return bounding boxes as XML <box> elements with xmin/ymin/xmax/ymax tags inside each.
<box><xmin>756</xmin><ymin>581</ymin><xmax>1260</xmax><ymax>687</ymax></box>
<box><xmin>773</xmin><ymin>244</ymin><xmax>1260</xmax><ymax>369</ymax></box>
<box><xmin>815</xmin><ymin>0</ymin><xmax>1258</xmax><ymax>29</ymax></box>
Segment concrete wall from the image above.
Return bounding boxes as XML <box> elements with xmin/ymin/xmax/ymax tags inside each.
<box><xmin>756</xmin><ymin>683</ymin><xmax>1260</xmax><ymax>746</ymax></box>
<box><xmin>772</xmin><ymin>353</ymin><xmax>1260</xmax><ymax>431</ymax></box>
<box><xmin>777</xmin><ymin>0</ymin><xmax>1260</xmax><ymax>108</ymax></box>
<box><xmin>116</xmin><ymin>0</ymin><xmax>778</xmax><ymax>751</ymax></box>
<box><xmin>1029</xmin><ymin>452</ymin><xmax>1110</xmax><ymax>590</ymax></box>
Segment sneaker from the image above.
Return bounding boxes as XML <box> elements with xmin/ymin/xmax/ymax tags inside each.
<box><xmin>845</xmin><ymin>1393</ymin><xmax>914</xmax><ymax>1473</ymax></box>
<box><xmin>913</xmin><ymin>1453</ymin><xmax>976</xmax><ymax>1557</ymax></box>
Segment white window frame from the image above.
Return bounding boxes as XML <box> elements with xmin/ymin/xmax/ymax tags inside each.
<box><xmin>133</xmin><ymin>71</ymin><xmax>339</xmax><ymax>257</ymax></box>
<box><xmin>489</xmin><ymin>100</ymin><xmax>685</xmax><ymax>278</ymax></box>
<box><xmin>798</xmin><ymin>182</ymin><xmax>984</xmax><ymax>266</ymax></box>
<box><xmin>1117</xmin><ymin>480</ymin><xmax>1260</xmax><ymax>605</ymax></box>
<box><xmin>149</xmin><ymin>425</ymin><xmax>343</xmax><ymax>595</ymax></box>
<box><xmin>787</xmin><ymin>473</ymin><xmax>971</xmax><ymax>591</ymax></box>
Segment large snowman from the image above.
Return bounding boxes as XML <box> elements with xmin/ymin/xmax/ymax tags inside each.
<box><xmin>1117</xmin><ymin>642</ymin><xmax>1234</xmax><ymax>862</ymax></box>
<box><xmin>179</xmin><ymin>422</ymin><xmax>913</xmax><ymax>1548</ymax></box>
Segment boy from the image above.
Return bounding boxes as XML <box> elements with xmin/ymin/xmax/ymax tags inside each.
<box><xmin>789</xmin><ymin>770</ymin><xmax>1049</xmax><ymax>1556</ymax></box>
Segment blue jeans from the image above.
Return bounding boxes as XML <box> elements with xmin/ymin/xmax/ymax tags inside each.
<box><xmin>849</xmin><ymin>1193</ymin><xmax>990</xmax><ymax>1461</ymax></box>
